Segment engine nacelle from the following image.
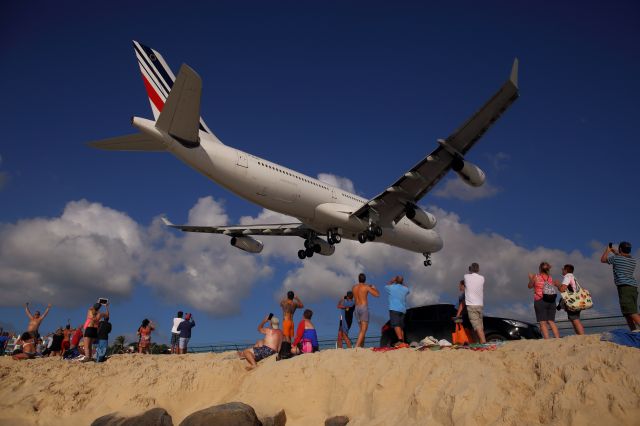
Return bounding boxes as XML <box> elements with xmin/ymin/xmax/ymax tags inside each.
<box><xmin>452</xmin><ymin>159</ymin><xmax>486</xmax><ymax>187</ymax></box>
<box><xmin>311</xmin><ymin>238</ymin><xmax>336</xmax><ymax>256</ymax></box>
<box><xmin>406</xmin><ymin>206</ymin><xmax>437</xmax><ymax>230</ymax></box>
<box><xmin>230</xmin><ymin>236</ymin><xmax>264</xmax><ymax>253</ymax></box>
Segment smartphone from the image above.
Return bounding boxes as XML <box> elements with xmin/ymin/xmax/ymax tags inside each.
<box><xmin>98</xmin><ymin>298</ymin><xmax>108</xmax><ymax>305</ymax></box>
<box><xmin>608</xmin><ymin>242</ymin><xmax>613</xmax><ymax>248</ymax></box>
<box><xmin>267</xmin><ymin>313</ymin><xmax>273</xmax><ymax>320</ymax></box>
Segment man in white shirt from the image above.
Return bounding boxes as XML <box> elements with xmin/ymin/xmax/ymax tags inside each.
<box><xmin>464</xmin><ymin>263</ymin><xmax>486</xmax><ymax>344</ymax></box>
<box><xmin>170</xmin><ymin>311</ymin><xmax>184</xmax><ymax>354</ymax></box>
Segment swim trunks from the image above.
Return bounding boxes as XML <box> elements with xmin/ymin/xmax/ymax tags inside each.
<box><xmin>355</xmin><ymin>305</ymin><xmax>369</xmax><ymax>323</ymax></box>
<box><xmin>253</xmin><ymin>345</ymin><xmax>276</xmax><ymax>362</ymax></box>
<box><xmin>179</xmin><ymin>337</ymin><xmax>190</xmax><ymax>349</ymax></box>
<box><xmin>62</xmin><ymin>340</ymin><xmax>70</xmax><ymax>351</ymax></box>
<box><xmin>283</xmin><ymin>319</ymin><xmax>294</xmax><ymax>339</ymax></box>
<box><xmin>171</xmin><ymin>332</ymin><xmax>180</xmax><ymax>346</ymax></box>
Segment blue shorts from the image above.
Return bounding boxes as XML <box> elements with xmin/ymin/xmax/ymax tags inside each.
<box><xmin>253</xmin><ymin>345</ymin><xmax>276</xmax><ymax>362</ymax></box>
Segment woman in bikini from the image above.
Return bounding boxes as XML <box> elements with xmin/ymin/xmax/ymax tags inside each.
<box><xmin>82</xmin><ymin>303</ymin><xmax>103</xmax><ymax>362</ymax></box>
<box><xmin>13</xmin><ymin>332</ymin><xmax>37</xmax><ymax>360</ymax></box>
<box><xmin>137</xmin><ymin>319</ymin><xmax>155</xmax><ymax>354</ymax></box>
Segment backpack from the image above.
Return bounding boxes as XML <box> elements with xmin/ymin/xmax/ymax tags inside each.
<box><xmin>277</xmin><ymin>341</ymin><xmax>293</xmax><ymax>361</ymax></box>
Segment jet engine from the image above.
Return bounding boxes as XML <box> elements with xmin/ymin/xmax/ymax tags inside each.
<box><xmin>405</xmin><ymin>206</ymin><xmax>437</xmax><ymax>230</ymax></box>
<box><xmin>230</xmin><ymin>236</ymin><xmax>264</xmax><ymax>253</ymax></box>
<box><xmin>452</xmin><ymin>159</ymin><xmax>486</xmax><ymax>187</ymax></box>
<box><xmin>310</xmin><ymin>237</ymin><xmax>336</xmax><ymax>256</ymax></box>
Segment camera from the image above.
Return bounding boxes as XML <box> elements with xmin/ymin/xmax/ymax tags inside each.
<box><xmin>98</xmin><ymin>298</ymin><xmax>108</xmax><ymax>305</ymax></box>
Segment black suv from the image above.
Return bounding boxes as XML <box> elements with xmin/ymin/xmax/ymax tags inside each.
<box><xmin>380</xmin><ymin>303</ymin><xmax>541</xmax><ymax>346</ymax></box>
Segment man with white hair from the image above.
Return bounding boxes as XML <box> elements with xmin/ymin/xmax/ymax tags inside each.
<box><xmin>241</xmin><ymin>315</ymin><xmax>283</xmax><ymax>370</ymax></box>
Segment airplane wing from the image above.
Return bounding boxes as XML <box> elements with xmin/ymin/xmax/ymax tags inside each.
<box><xmin>351</xmin><ymin>59</ymin><xmax>519</xmax><ymax>226</ymax></box>
<box><xmin>161</xmin><ymin>217</ymin><xmax>309</xmax><ymax>237</ymax></box>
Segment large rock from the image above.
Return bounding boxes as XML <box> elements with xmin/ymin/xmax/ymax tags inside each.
<box><xmin>91</xmin><ymin>408</ymin><xmax>173</xmax><ymax>426</ymax></box>
<box><xmin>325</xmin><ymin>416</ymin><xmax>349</xmax><ymax>426</ymax></box>
<box><xmin>260</xmin><ymin>409</ymin><xmax>286</xmax><ymax>426</ymax></box>
<box><xmin>179</xmin><ymin>402</ymin><xmax>261</xmax><ymax>426</ymax></box>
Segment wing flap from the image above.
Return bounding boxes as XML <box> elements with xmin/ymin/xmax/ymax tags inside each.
<box><xmin>161</xmin><ymin>217</ymin><xmax>308</xmax><ymax>237</ymax></box>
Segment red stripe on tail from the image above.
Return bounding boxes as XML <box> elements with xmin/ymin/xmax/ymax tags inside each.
<box><xmin>141</xmin><ymin>75</ymin><xmax>164</xmax><ymax>112</ymax></box>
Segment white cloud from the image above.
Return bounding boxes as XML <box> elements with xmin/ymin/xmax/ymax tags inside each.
<box><xmin>317</xmin><ymin>173</ymin><xmax>356</xmax><ymax>194</ymax></box>
<box><xmin>433</xmin><ymin>177</ymin><xmax>500</xmax><ymax>201</ymax></box>
<box><xmin>0</xmin><ymin>193</ymin><xmax>634</xmax><ymax>324</ymax></box>
<box><xmin>0</xmin><ymin>200</ymin><xmax>143</xmax><ymax>306</ymax></box>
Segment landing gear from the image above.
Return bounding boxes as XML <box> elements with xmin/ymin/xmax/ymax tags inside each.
<box><xmin>305</xmin><ymin>247</ymin><xmax>315</xmax><ymax>257</ymax></box>
<box><xmin>423</xmin><ymin>253</ymin><xmax>432</xmax><ymax>267</ymax></box>
<box><xmin>327</xmin><ymin>229</ymin><xmax>342</xmax><ymax>245</ymax></box>
<box><xmin>298</xmin><ymin>250</ymin><xmax>307</xmax><ymax>259</ymax></box>
<box><xmin>358</xmin><ymin>232</ymin><xmax>367</xmax><ymax>244</ymax></box>
<box><xmin>358</xmin><ymin>224</ymin><xmax>382</xmax><ymax>244</ymax></box>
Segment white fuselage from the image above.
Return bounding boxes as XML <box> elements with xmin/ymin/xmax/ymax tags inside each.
<box><xmin>166</xmin><ymin>128</ymin><xmax>443</xmax><ymax>254</ymax></box>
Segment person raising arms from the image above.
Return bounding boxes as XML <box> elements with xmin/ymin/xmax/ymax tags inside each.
<box><xmin>352</xmin><ymin>273</ymin><xmax>380</xmax><ymax>348</ymax></box>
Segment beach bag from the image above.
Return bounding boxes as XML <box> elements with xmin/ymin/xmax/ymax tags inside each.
<box><xmin>561</xmin><ymin>278</ymin><xmax>593</xmax><ymax>312</ymax></box>
<box><xmin>452</xmin><ymin>324</ymin><xmax>470</xmax><ymax>345</ymax></box>
<box><xmin>301</xmin><ymin>339</ymin><xmax>313</xmax><ymax>354</ymax></box>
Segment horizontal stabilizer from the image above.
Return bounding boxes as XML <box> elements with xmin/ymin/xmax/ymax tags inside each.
<box><xmin>156</xmin><ymin>64</ymin><xmax>202</xmax><ymax>148</ymax></box>
<box><xmin>88</xmin><ymin>133</ymin><xmax>166</xmax><ymax>152</ymax></box>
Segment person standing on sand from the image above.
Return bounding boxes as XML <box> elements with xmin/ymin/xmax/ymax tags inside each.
<box><xmin>137</xmin><ymin>319</ymin><xmax>155</xmax><ymax>354</ymax></box>
<box><xmin>556</xmin><ymin>264</ymin><xmax>585</xmax><ymax>335</ymax></box>
<box><xmin>280</xmin><ymin>291</ymin><xmax>304</xmax><ymax>343</ymax></box>
<box><xmin>528</xmin><ymin>262</ymin><xmax>561</xmax><ymax>339</ymax></box>
<box><xmin>336</xmin><ymin>291</ymin><xmax>355</xmax><ymax>348</ymax></box>
<box><xmin>601</xmin><ymin>241</ymin><xmax>639</xmax><ymax>331</ymax></box>
<box><xmin>385</xmin><ymin>275</ymin><xmax>410</xmax><ymax>347</ymax></box>
<box><xmin>24</xmin><ymin>302</ymin><xmax>52</xmax><ymax>340</ymax></box>
<box><xmin>170</xmin><ymin>311</ymin><xmax>184</xmax><ymax>354</ymax></box>
<box><xmin>62</xmin><ymin>324</ymin><xmax>74</xmax><ymax>355</ymax></box>
<box><xmin>177</xmin><ymin>313</ymin><xmax>196</xmax><ymax>354</ymax></box>
<box><xmin>465</xmin><ymin>263</ymin><xmax>486</xmax><ymax>344</ymax></box>
<box><xmin>352</xmin><ymin>273</ymin><xmax>380</xmax><ymax>348</ymax></box>
<box><xmin>82</xmin><ymin>303</ymin><xmax>107</xmax><ymax>362</ymax></box>
<box><xmin>96</xmin><ymin>314</ymin><xmax>112</xmax><ymax>362</ymax></box>
<box><xmin>241</xmin><ymin>316</ymin><xmax>283</xmax><ymax>370</ymax></box>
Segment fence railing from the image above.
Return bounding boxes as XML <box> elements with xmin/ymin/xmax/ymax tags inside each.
<box><xmin>186</xmin><ymin>314</ymin><xmax>630</xmax><ymax>354</ymax></box>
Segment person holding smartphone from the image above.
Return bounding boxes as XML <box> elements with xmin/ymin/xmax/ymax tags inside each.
<box><xmin>176</xmin><ymin>313</ymin><xmax>195</xmax><ymax>354</ymax></box>
<box><xmin>601</xmin><ymin>241</ymin><xmax>639</xmax><ymax>331</ymax></box>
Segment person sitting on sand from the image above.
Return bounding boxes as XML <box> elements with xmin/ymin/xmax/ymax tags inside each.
<box><xmin>352</xmin><ymin>273</ymin><xmax>380</xmax><ymax>347</ymax></box>
<box><xmin>336</xmin><ymin>291</ymin><xmax>355</xmax><ymax>348</ymax></box>
<box><xmin>292</xmin><ymin>309</ymin><xmax>319</xmax><ymax>354</ymax></box>
<box><xmin>241</xmin><ymin>316</ymin><xmax>283</xmax><ymax>370</ymax></box>
<box><xmin>13</xmin><ymin>332</ymin><xmax>37</xmax><ymax>361</ymax></box>
<box><xmin>49</xmin><ymin>328</ymin><xmax>64</xmax><ymax>357</ymax></box>
<box><xmin>137</xmin><ymin>319</ymin><xmax>155</xmax><ymax>354</ymax></box>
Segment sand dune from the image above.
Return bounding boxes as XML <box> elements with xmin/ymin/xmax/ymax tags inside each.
<box><xmin>1</xmin><ymin>335</ymin><xmax>639</xmax><ymax>425</ymax></box>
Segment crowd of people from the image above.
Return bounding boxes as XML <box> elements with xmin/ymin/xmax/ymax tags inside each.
<box><xmin>3</xmin><ymin>241</ymin><xmax>636</xmax><ymax>366</ymax></box>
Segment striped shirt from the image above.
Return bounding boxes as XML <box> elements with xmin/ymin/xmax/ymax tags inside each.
<box><xmin>607</xmin><ymin>253</ymin><xmax>637</xmax><ymax>287</ymax></box>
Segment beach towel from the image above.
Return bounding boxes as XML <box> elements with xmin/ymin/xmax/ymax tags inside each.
<box><xmin>600</xmin><ymin>329</ymin><xmax>640</xmax><ymax>349</ymax></box>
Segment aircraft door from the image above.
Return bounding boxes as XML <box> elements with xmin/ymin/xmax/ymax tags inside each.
<box><xmin>331</xmin><ymin>188</ymin><xmax>337</xmax><ymax>200</ymax></box>
<box><xmin>236</xmin><ymin>151</ymin><xmax>248</xmax><ymax>168</ymax></box>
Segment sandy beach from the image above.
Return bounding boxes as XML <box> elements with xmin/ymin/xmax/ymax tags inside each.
<box><xmin>0</xmin><ymin>335</ymin><xmax>639</xmax><ymax>425</ymax></box>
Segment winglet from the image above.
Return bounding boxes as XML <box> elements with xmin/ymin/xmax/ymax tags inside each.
<box><xmin>161</xmin><ymin>216</ymin><xmax>174</xmax><ymax>226</ymax></box>
<box><xmin>510</xmin><ymin>58</ymin><xmax>519</xmax><ymax>88</ymax></box>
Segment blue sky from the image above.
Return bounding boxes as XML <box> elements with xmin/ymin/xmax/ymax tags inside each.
<box><xmin>1</xmin><ymin>1</ymin><xmax>639</xmax><ymax>345</ymax></box>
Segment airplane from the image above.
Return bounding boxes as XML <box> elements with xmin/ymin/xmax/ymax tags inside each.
<box><xmin>90</xmin><ymin>41</ymin><xmax>519</xmax><ymax>267</ymax></box>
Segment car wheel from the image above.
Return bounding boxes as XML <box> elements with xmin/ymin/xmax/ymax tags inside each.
<box><xmin>485</xmin><ymin>333</ymin><xmax>506</xmax><ymax>342</ymax></box>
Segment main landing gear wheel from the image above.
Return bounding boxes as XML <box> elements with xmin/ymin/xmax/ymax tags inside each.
<box><xmin>366</xmin><ymin>230</ymin><xmax>375</xmax><ymax>241</ymax></box>
<box><xmin>373</xmin><ymin>225</ymin><xmax>383</xmax><ymax>237</ymax></box>
<box><xmin>358</xmin><ymin>232</ymin><xmax>367</xmax><ymax>244</ymax></box>
<box><xmin>305</xmin><ymin>247</ymin><xmax>315</xmax><ymax>258</ymax></box>
<box><xmin>423</xmin><ymin>253</ymin><xmax>432</xmax><ymax>267</ymax></box>
<box><xmin>327</xmin><ymin>230</ymin><xmax>342</xmax><ymax>245</ymax></box>
<box><xmin>298</xmin><ymin>250</ymin><xmax>307</xmax><ymax>260</ymax></box>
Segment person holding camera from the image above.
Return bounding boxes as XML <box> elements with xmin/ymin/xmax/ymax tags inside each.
<box><xmin>528</xmin><ymin>262</ymin><xmax>561</xmax><ymax>339</ymax></box>
<box><xmin>336</xmin><ymin>291</ymin><xmax>355</xmax><ymax>349</ymax></box>
<box><xmin>176</xmin><ymin>313</ymin><xmax>195</xmax><ymax>354</ymax></box>
<box><xmin>601</xmin><ymin>241</ymin><xmax>639</xmax><ymax>331</ymax></box>
<box><xmin>82</xmin><ymin>301</ymin><xmax>108</xmax><ymax>362</ymax></box>
<box><xmin>465</xmin><ymin>263</ymin><xmax>486</xmax><ymax>344</ymax></box>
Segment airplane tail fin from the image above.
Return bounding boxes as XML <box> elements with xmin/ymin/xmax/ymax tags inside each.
<box><xmin>132</xmin><ymin>41</ymin><xmax>220</xmax><ymax>141</ymax></box>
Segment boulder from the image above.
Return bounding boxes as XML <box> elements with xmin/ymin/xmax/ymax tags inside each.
<box><xmin>325</xmin><ymin>416</ymin><xmax>350</xmax><ymax>426</ymax></box>
<box><xmin>91</xmin><ymin>408</ymin><xmax>173</xmax><ymax>426</ymax></box>
<box><xmin>179</xmin><ymin>402</ymin><xmax>261</xmax><ymax>426</ymax></box>
<box><xmin>260</xmin><ymin>409</ymin><xmax>286</xmax><ymax>426</ymax></box>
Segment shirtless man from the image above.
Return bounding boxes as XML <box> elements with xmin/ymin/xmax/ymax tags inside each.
<box><xmin>352</xmin><ymin>273</ymin><xmax>380</xmax><ymax>347</ymax></box>
<box><xmin>280</xmin><ymin>291</ymin><xmax>303</xmax><ymax>343</ymax></box>
<box><xmin>242</xmin><ymin>316</ymin><xmax>283</xmax><ymax>370</ymax></box>
<box><xmin>62</xmin><ymin>324</ymin><xmax>74</xmax><ymax>355</ymax></box>
<box><xmin>24</xmin><ymin>302</ymin><xmax>52</xmax><ymax>340</ymax></box>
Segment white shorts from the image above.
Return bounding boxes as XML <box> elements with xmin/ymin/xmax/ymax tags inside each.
<box><xmin>179</xmin><ymin>337</ymin><xmax>190</xmax><ymax>349</ymax></box>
